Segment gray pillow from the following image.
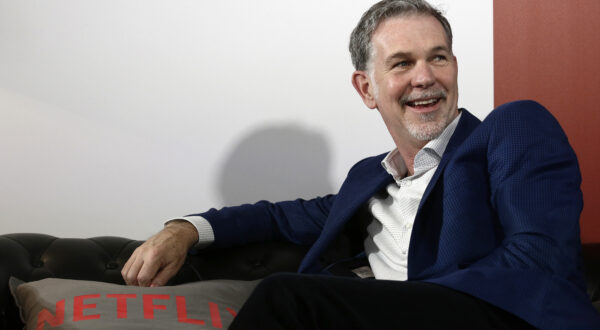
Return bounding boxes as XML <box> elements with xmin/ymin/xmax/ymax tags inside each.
<box><xmin>9</xmin><ymin>277</ymin><xmax>259</xmax><ymax>329</ymax></box>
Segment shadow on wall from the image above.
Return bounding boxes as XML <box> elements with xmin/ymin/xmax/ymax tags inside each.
<box><xmin>217</xmin><ymin>124</ymin><xmax>334</xmax><ymax>206</ymax></box>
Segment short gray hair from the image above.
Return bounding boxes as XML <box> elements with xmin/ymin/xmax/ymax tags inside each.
<box><xmin>349</xmin><ymin>0</ymin><xmax>453</xmax><ymax>71</ymax></box>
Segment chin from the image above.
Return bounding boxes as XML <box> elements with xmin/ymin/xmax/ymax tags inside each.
<box><xmin>407</xmin><ymin>120</ymin><xmax>447</xmax><ymax>142</ymax></box>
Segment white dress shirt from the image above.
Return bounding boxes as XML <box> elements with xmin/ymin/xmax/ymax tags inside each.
<box><xmin>364</xmin><ymin>112</ymin><xmax>461</xmax><ymax>280</ymax></box>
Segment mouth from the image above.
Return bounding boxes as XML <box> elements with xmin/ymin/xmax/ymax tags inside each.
<box><xmin>405</xmin><ymin>98</ymin><xmax>441</xmax><ymax>109</ymax></box>
<box><xmin>402</xmin><ymin>91</ymin><xmax>447</xmax><ymax>112</ymax></box>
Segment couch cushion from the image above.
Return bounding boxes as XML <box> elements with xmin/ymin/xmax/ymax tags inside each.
<box><xmin>10</xmin><ymin>277</ymin><xmax>259</xmax><ymax>329</ymax></box>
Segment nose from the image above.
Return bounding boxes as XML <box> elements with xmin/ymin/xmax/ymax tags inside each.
<box><xmin>411</xmin><ymin>61</ymin><xmax>435</xmax><ymax>89</ymax></box>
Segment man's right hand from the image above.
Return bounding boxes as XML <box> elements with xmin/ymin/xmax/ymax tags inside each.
<box><xmin>121</xmin><ymin>220</ymin><xmax>199</xmax><ymax>287</ymax></box>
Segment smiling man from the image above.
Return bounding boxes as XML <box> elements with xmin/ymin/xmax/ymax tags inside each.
<box><xmin>352</xmin><ymin>13</ymin><xmax>459</xmax><ymax>174</ymax></box>
<box><xmin>123</xmin><ymin>1</ymin><xmax>600</xmax><ymax>328</ymax></box>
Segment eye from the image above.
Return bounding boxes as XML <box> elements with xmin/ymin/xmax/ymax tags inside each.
<box><xmin>432</xmin><ymin>55</ymin><xmax>448</xmax><ymax>63</ymax></box>
<box><xmin>394</xmin><ymin>61</ymin><xmax>410</xmax><ymax>68</ymax></box>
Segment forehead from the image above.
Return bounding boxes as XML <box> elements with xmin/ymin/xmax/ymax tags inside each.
<box><xmin>371</xmin><ymin>14</ymin><xmax>450</xmax><ymax>57</ymax></box>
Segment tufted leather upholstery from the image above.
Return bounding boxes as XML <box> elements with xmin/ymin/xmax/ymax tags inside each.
<box><xmin>1</xmin><ymin>233</ymin><xmax>599</xmax><ymax>329</ymax></box>
<box><xmin>0</xmin><ymin>233</ymin><xmax>307</xmax><ymax>330</ymax></box>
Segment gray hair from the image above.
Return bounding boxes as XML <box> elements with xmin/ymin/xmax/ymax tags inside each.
<box><xmin>349</xmin><ymin>0</ymin><xmax>453</xmax><ymax>71</ymax></box>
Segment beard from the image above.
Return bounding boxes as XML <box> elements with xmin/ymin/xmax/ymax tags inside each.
<box><xmin>405</xmin><ymin>111</ymin><xmax>451</xmax><ymax>141</ymax></box>
<box><xmin>399</xmin><ymin>90</ymin><xmax>453</xmax><ymax>141</ymax></box>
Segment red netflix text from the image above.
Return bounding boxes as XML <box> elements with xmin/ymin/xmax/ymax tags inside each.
<box><xmin>36</xmin><ymin>294</ymin><xmax>237</xmax><ymax>330</ymax></box>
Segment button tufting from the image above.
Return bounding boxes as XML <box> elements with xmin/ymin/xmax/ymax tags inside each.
<box><xmin>106</xmin><ymin>262</ymin><xmax>119</xmax><ymax>270</ymax></box>
<box><xmin>33</xmin><ymin>260</ymin><xmax>44</xmax><ymax>268</ymax></box>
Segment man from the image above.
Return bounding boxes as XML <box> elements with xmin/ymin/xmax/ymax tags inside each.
<box><xmin>122</xmin><ymin>0</ymin><xmax>600</xmax><ymax>328</ymax></box>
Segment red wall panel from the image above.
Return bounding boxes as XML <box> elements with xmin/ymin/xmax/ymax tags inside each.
<box><xmin>494</xmin><ymin>0</ymin><xmax>600</xmax><ymax>243</ymax></box>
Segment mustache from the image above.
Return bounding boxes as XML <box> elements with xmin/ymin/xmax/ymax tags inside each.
<box><xmin>401</xmin><ymin>90</ymin><xmax>447</xmax><ymax>105</ymax></box>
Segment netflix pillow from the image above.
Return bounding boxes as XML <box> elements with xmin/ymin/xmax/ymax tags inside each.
<box><xmin>9</xmin><ymin>277</ymin><xmax>259</xmax><ymax>329</ymax></box>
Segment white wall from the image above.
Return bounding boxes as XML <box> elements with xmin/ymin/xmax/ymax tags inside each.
<box><xmin>0</xmin><ymin>0</ymin><xmax>493</xmax><ymax>239</ymax></box>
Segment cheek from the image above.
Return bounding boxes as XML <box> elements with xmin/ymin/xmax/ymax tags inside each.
<box><xmin>436</xmin><ymin>68</ymin><xmax>458</xmax><ymax>92</ymax></box>
<box><xmin>382</xmin><ymin>77</ymin><xmax>407</xmax><ymax>99</ymax></box>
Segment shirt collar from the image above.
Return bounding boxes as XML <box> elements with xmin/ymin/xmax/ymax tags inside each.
<box><xmin>381</xmin><ymin>111</ymin><xmax>462</xmax><ymax>180</ymax></box>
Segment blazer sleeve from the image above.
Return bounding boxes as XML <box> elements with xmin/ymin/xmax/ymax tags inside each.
<box><xmin>469</xmin><ymin>100</ymin><xmax>584</xmax><ymax>279</ymax></box>
<box><xmin>191</xmin><ymin>194</ymin><xmax>336</xmax><ymax>248</ymax></box>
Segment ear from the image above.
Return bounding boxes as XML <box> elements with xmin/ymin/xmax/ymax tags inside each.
<box><xmin>351</xmin><ymin>70</ymin><xmax>377</xmax><ymax>109</ymax></box>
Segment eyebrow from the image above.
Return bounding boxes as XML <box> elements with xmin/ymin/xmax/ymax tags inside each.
<box><xmin>431</xmin><ymin>45</ymin><xmax>452</xmax><ymax>54</ymax></box>
<box><xmin>384</xmin><ymin>52</ymin><xmax>411</xmax><ymax>67</ymax></box>
<box><xmin>384</xmin><ymin>45</ymin><xmax>452</xmax><ymax>67</ymax></box>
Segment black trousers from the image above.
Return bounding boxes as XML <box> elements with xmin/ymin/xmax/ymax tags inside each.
<box><xmin>229</xmin><ymin>273</ymin><xmax>535</xmax><ymax>330</ymax></box>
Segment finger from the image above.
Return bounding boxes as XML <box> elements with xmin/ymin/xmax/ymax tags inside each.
<box><xmin>136</xmin><ymin>256</ymin><xmax>162</xmax><ymax>287</ymax></box>
<box><xmin>121</xmin><ymin>252</ymin><xmax>136</xmax><ymax>283</ymax></box>
<box><xmin>125</xmin><ymin>254</ymin><xmax>145</xmax><ymax>286</ymax></box>
<box><xmin>150</xmin><ymin>263</ymin><xmax>180</xmax><ymax>287</ymax></box>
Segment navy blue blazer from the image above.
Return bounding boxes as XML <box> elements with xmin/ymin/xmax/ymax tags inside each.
<box><xmin>198</xmin><ymin>101</ymin><xmax>600</xmax><ymax>328</ymax></box>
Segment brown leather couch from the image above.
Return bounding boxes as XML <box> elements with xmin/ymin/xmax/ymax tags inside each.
<box><xmin>1</xmin><ymin>233</ymin><xmax>599</xmax><ymax>329</ymax></box>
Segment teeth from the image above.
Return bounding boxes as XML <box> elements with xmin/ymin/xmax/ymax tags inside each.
<box><xmin>412</xmin><ymin>99</ymin><xmax>437</xmax><ymax>106</ymax></box>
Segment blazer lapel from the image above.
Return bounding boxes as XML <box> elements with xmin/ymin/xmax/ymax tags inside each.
<box><xmin>331</xmin><ymin>160</ymin><xmax>392</xmax><ymax>222</ymax></box>
<box><xmin>298</xmin><ymin>154</ymin><xmax>393</xmax><ymax>273</ymax></box>
<box><xmin>418</xmin><ymin>109</ymin><xmax>481</xmax><ymax>212</ymax></box>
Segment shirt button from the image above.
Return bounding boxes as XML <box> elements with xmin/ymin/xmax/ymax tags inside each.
<box><xmin>401</xmin><ymin>250</ymin><xmax>407</xmax><ymax>255</ymax></box>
